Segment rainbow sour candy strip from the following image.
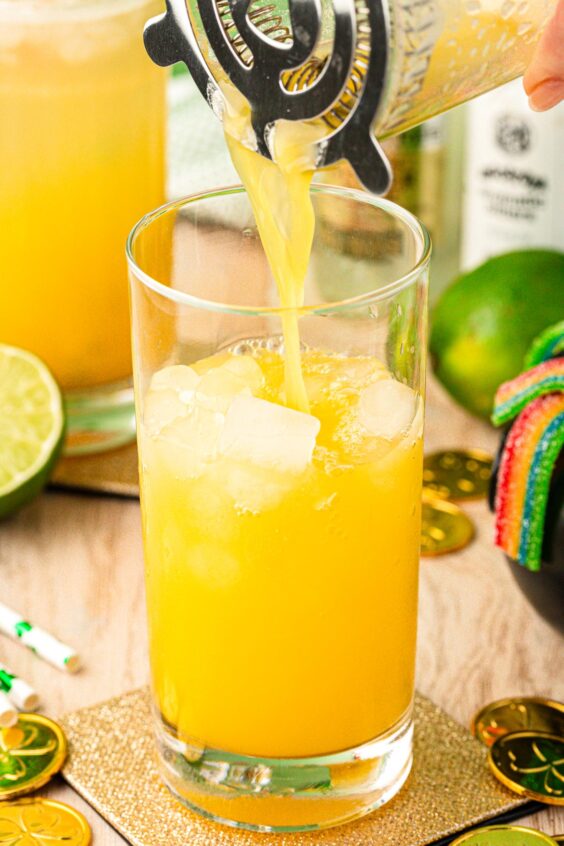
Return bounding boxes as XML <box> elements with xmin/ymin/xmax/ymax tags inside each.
<box><xmin>494</xmin><ymin>392</ymin><xmax>564</xmax><ymax>571</ymax></box>
<box><xmin>524</xmin><ymin>320</ymin><xmax>564</xmax><ymax>369</ymax></box>
<box><xmin>492</xmin><ymin>358</ymin><xmax>564</xmax><ymax>427</ymax></box>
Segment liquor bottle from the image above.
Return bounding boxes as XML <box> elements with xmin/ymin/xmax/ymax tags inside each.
<box><xmin>462</xmin><ymin>79</ymin><xmax>564</xmax><ymax>269</ymax></box>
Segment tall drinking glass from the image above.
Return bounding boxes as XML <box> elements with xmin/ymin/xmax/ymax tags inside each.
<box><xmin>128</xmin><ymin>185</ymin><xmax>430</xmax><ymax>832</ymax></box>
<box><xmin>0</xmin><ymin>0</ymin><xmax>166</xmax><ymax>454</ymax></box>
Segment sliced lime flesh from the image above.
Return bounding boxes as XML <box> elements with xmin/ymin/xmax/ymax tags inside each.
<box><xmin>0</xmin><ymin>344</ymin><xmax>65</xmax><ymax>519</ymax></box>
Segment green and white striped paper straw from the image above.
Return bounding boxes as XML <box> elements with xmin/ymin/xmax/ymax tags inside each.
<box><xmin>0</xmin><ymin>602</ymin><xmax>80</xmax><ymax>673</ymax></box>
<box><xmin>0</xmin><ymin>662</ymin><xmax>39</xmax><ymax>711</ymax></box>
<box><xmin>0</xmin><ymin>689</ymin><xmax>18</xmax><ymax>728</ymax></box>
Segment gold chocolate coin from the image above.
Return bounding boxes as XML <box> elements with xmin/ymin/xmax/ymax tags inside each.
<box><xmin>450</xmin><ymin>825</ymin><xmax>559</xmax><ymax>846</ymax></box>
<box><xmin>0</xmin><ymin>797</ymin><xmax>90</xmax><ymax>845</ymax></box>
<box><xmin>423</xmin><ymin>449</ymin><xmax>493</xmax><ymax>501</ymax></box>
<box><xmin>488</xmin><ymin>731</ymin><xmax>564</xmax><ymax>806</ymax></box>
<box><xmin>472</xmin><ymin>697</ymin><xmax>564</xmax><ymax>747</ymax></box>
<box><xmin>421</xmin><ymin>493</ymin><xmax>475</xmax><ymax>556</ymax></box>
<box><xmin>0</xmin><ymin>714</ymin><xmax>67</xmax><ymax>800</ymax></box>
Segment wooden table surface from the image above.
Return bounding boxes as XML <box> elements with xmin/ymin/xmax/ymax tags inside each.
<box><xmin>1</xmin><ymin>376</ymin><xmax>563</xmax><ymax>844</ymax></box>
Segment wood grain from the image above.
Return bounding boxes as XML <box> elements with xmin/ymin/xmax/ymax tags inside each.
<box><xmin>0</xmin><ymin>375</ymin><xmax>562</xmax><ymax>844</ymax></box>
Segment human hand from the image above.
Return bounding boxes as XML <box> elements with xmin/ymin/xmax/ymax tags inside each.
<box><xmin>524</xmin><ymin>0</ymin><xmax>564</xmax><ymax>111</ymax></box>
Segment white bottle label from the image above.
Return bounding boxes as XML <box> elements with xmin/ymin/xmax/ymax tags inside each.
<box><xmin>462</xmin><ymin>79</ymin><xmax>564</xmax><ymax>270</ymax></box>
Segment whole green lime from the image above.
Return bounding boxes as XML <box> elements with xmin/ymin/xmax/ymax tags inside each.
<box><xmin>430</xmin><ymin>250</ymin><xmax>564</xmax><ymax>419</ymax></box>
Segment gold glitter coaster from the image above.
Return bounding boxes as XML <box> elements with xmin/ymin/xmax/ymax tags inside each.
<box><xmin>51</xmin><ymin>443</ymin><xmax>139</xmax><ymax>498</ymax></box>
<box><xmin>61</xmin><ymin>689</ymin><xmax>530</xmax><ymax>846</ymax></box>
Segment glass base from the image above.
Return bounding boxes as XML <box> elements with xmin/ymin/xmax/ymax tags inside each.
<box><xmin>155</xmin><ymin>708</ymin><xmax>413</xmax><ymax>833</ymax></box>
<box><xmin>63</xmin><ymin>380</ymin><xmax>136</xmax><ymax>456</ymax></box>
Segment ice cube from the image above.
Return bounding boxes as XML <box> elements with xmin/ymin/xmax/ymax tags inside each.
<box><xmin>358</xmin><ymin>379</ymin><xmax>417</xmax><ymax>440</ymax></box>
<box><xmin>195</xmin><ymin>355</ymin><xmax>264</xmax><ymax>412</ymax></box>
<box><xmin>196</xmin><ymin>370</ymin><xmax>252</xmax><ymax>413</ymax></box>
<box><xmin>219</xmin><ymin>395</ymin><xmax>320</xmax><ymax>473</ymax></box>
<box><xmin>191</xmin><ymin>352</ymin><xmax>231</xmax><ymax>376</ymax></box>
<box><xmin>150</xmin><ymin>365</ymin><xmax>199</xmax><ymax>394</ymax></box>
<box><xmin>154</xmin><ymin>404</ymin><xmax>224</xmax><ymax>478</ymax></box>
<box><xmin>332</xmin><ymin>356</ymin><xmax>388</xmax><ymax>388</ymax></box>
<box><xmin>221</xmin><ymin>355</ymin><xmax>264</xmax><ymax>393</ymax></box>
<box><xmin>221</xmin><ymin>461</ymin><xmax>294</xmax><ymax>513</ymax></box>
<box><xmin>143</xmin><ymin>388</ymin><xmax>189</xmax><ymax>437</ymax></box>
<box><xmin>303</xmin><ymin>355</ymin><xmax>388</xmax><ymax>403</ymax></box>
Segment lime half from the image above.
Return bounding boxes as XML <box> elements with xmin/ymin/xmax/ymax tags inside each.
<box><xmin>0</xmin><ymin>345</ymin><xmax>65</xmax><ymax>519</ymax></box>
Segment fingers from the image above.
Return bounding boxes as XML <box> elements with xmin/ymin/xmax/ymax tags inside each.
<box><xmin>523</xmin><ymin>0</ymin><xmax>564</xmax><ymax>111</ymax></box>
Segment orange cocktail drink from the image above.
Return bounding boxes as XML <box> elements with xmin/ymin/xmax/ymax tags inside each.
<box><xmin>129</xmin><ymin>185</ymin><xmax>430</xmax><ymax>831</ymax></box>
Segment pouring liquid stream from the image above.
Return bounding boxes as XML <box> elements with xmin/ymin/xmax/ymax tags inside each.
<box><xmin>222</xmin><ymin>87</ymin><xmax>325</xmax><ymax>413</ymax></box>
